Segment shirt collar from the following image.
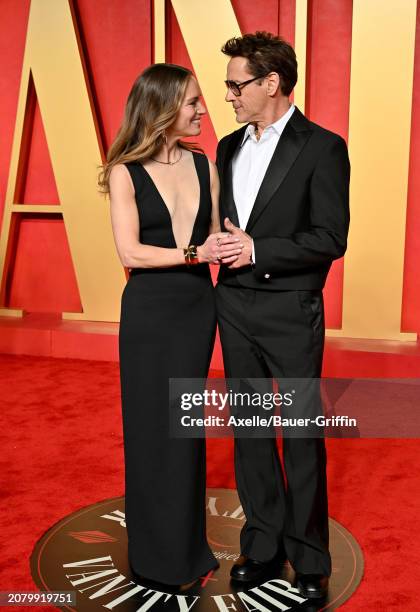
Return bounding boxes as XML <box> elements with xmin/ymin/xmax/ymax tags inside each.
<box><xmin>240</xmin><ymin>103</ymin><xmax>295</xmax><ymax>147</ymax></box>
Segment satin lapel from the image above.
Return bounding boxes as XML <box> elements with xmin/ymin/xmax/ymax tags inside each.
<box><xmin>245</xmin><ymin>110</ymin><xmax>313</xmax><ymax>233</ymax></box>
<box><xmin>221</xmin><ymin>127</ymin><xmax>246</xmax><ymax>228</ymax></box>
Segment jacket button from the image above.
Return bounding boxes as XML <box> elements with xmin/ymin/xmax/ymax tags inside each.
<box><xmin>264</xmin><ymin>273</ymin><xmax>271</xmax><ymax>279</ymax></box>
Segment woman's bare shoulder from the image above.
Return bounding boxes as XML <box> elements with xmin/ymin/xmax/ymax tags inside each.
<box><xmin>109</xmin><ymin>163</ymin><xmax>135</xmax><ymax>195</ymax></box>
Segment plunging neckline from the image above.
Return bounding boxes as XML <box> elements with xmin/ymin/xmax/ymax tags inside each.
<box><xmin>138</xmin><ymin>152</ymin><xmax>201</xmax><ymax>249</ymax></box>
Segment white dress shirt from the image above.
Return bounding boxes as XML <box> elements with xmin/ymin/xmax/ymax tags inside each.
<box><xmin>231</xmin><ymin>104</ymin><xmax>295</xmax><ymax>263</ymax></box>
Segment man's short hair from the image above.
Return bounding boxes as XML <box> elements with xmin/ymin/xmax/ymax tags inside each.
<box><xmin>221</xmin><ymin>31</ymin><xmax>297</xmax><ymax>97</ymax></box>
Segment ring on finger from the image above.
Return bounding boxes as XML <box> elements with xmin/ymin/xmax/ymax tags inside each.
<box><xmin>216</xmin><ymin>238</ymin><xmax>221</xmax><ymax>247</ymax></box>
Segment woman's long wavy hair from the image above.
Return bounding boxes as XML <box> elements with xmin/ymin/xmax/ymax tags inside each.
<box><xmin>98</xmin><ymin>63</ymin><xmax>202</xmax><ymax>195</ymax></box>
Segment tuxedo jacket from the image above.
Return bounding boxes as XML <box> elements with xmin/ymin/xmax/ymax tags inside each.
<box><xmin>215</xmin><ymin>106</ymin><xmax>350</xmax><ymax>291</ymax></box>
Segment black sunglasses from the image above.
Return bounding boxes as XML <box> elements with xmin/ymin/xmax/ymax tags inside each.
<box><xmin>224</xmin><ymin>75</ymin><xmax>266</xmax><ymax>97</ymax></box>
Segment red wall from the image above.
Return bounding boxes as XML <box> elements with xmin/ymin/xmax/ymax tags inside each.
<box><xmin>0</xmin><ymin>0</ymin><xmax>419</xmax><ymax>335</ymax></box>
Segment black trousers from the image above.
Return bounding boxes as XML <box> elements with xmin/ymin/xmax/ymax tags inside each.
<box><xmin>215</xmin><ymin>283</ymin><xmax>331</xmax><ymax>576</ymax></box>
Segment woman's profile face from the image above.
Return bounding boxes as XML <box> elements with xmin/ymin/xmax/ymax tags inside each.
<box><xmin>168</xmin><ymin>76</ymin><xmax>206</xmax><ymax>138</ymax></box>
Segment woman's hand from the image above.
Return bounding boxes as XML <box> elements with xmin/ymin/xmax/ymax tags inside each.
<box><xmin>197</xmin><ymin>232</ymin><xmax>243</xmax><ymax>264</ymax></box>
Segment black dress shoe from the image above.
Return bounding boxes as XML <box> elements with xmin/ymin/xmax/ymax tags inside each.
<box><xmin>230</xmin><ymin>553</ymin><xmax>286</xmax><ymax>583</ymax></box>
<box><xmin>295</xmin><ymin>574</ymin><xmax>329</xmax><ymax>599</ymax></box>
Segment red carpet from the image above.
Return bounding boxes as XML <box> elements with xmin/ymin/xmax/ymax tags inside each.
<box><xmin>1</xmin><ymin>353</ymin><xmax>419</xmax><ymax>609</ymax></box>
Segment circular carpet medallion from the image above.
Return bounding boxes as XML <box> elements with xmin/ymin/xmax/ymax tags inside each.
<box><xmin>31</xmin><ymin>489</ymin><xmax>363</xmax><ymax>611</ymax></box>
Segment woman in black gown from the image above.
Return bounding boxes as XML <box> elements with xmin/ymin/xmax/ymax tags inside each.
<box><xmin>98</xmin><ymin>64</ymin><xmax>242</xmax><ymax>588</ymax></box>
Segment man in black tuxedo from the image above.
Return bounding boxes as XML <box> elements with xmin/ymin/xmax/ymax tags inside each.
<box><xmin>214</xmin><ymin>32</ymin><xmax>350</xmax><ymax>600</ymax></box>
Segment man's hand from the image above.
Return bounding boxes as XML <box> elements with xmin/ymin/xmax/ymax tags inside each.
<box><xmin>223</xmin><ymin>218</ymin><xmax>253</xmax><ymax>268</ymax></box>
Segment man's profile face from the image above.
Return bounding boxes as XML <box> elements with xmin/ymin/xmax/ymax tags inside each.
<box><xmin>225</xmin><ymin>56</ymin><xmax>268</xmax><ymax>124</ymax></box>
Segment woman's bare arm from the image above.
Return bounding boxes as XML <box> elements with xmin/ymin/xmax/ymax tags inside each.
<box><xmin>109</xmin><ymin>163</ymin><xmax>238</xmax><ymax>268</ymax></box>
<box><xmin>109</xmin><ymin>164</ymin><xmax>187</xmax><ymax>268</ymax></box>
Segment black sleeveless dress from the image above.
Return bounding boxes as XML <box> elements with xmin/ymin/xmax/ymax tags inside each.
<box><xmin>119</xmin><ymin>152</ymin><xmax>218</xmax><ymax>585</ymax></box>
